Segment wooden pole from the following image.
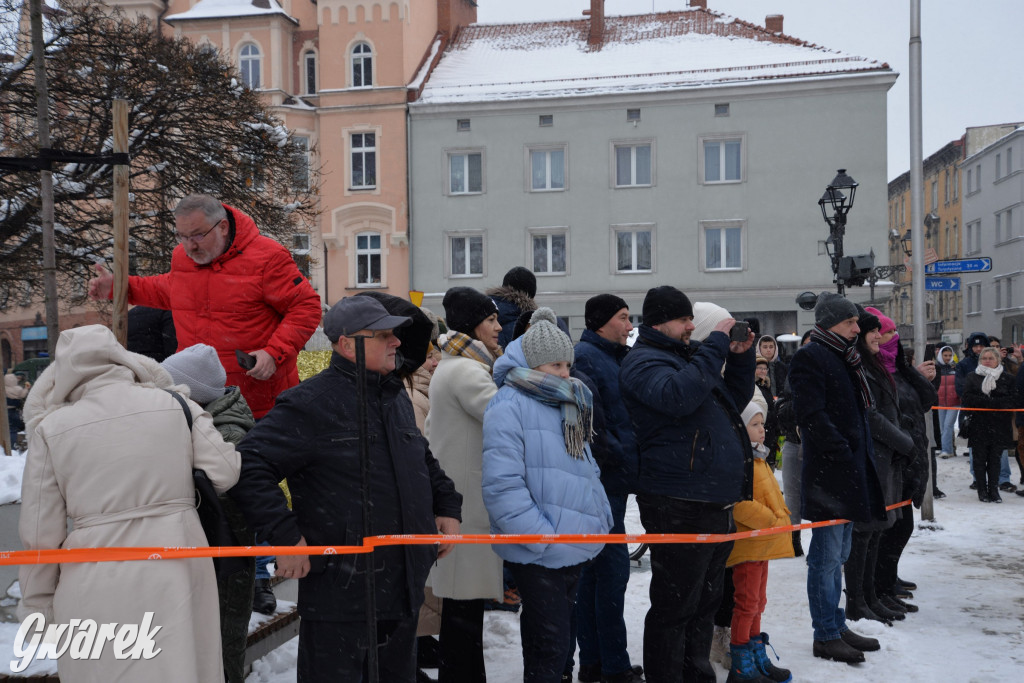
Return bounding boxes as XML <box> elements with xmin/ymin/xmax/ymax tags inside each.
<box><xmin>112</xmin><ymin>99</ymin><xmax>130</xmax><ymax>347</ymax></box>
<box><xmin>29</xmin><ymin>0</ymin><xmax>58</xmax><ymax>358</ymax></box>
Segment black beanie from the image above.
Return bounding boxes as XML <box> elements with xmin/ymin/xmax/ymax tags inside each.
<box><xmin>442</xmin><ymin>286</ymin><xmax>498</xmax><ymax>336</ymax></box>
<box><xmin>585</xmin><ymin>294</ymin><xmax>629</xmax><ymax>331</ymax></box>
<box><xmin>642</xmin><ymin>286</ymin><xmax>693</xmax><ymax>327</ymax></box>
<box><xmin>855</xmin><ymin>304</ymin><xmax>880</xmax><ymax>337</ymax></box>
<box><xmin>502</xmin><ymin>266</ymin><xmax>537</xmax><ymax>299</ymax></box>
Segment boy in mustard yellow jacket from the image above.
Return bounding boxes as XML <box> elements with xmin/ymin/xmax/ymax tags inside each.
<box><xmin>725</xmin><ymin>400</ymin><xmax>795</xmax><ymax>683</ymax></box>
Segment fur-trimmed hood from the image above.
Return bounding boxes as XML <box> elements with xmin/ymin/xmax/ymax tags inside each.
<box><xmin>485</xmin><ymin>285</ymin><xmax>537</xmax><ymax>313</ymax></box>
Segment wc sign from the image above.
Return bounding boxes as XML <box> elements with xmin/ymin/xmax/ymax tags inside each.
<box><xmin>10</xmin><ymin>612</ymin><xmax>162</xmax><ymax>673</ymax></box>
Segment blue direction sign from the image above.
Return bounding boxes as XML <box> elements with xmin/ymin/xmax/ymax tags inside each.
<box><xmin>925</xmin><ymin>277</ymin><xmax>961</xmax><ymax>291</ymax></box>
<box><xmin>925</xmin><ymin>257</ymin><xmax>992</xmax><ymax>274</ymax></box>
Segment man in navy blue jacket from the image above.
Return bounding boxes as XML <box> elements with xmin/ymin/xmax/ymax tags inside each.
<box><xmin>789</xmin><ymin>294</ymin><xmax>886</xmax><ymax>664</ymax></box>
<box><xmin>573</xmin><ymin>294</ymin><xmax>641</xmax><ymax>683</ymax></box>
<box><xmin>620</xmin><ymin>286</ymin><xmax>754</xmax><ymax>683</ymax></box>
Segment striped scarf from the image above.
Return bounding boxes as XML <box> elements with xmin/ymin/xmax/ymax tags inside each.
<box><xmin>441</xmin><ymin>331</ymin><xmax>498</xmax><ymax>370</ymax></box>
<box><xmin>810</xmin><ymin>324</ymin><xmax>874</xmax><ymax>410</ymax></box>
<box><xmin>504</xmin><ymin>367</ymin><xmax>594</xmax><ymax>459</ymax></box>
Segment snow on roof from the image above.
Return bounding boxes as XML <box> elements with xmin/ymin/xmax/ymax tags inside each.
<box><xmin>418</xmin><ymin>10</ymin><xmax>891</xmax><ymax>105</ymax></box>
<box><xmin>165</xmin><ymin>0</ymin><xmax>296</xmax><ymax>24</ymax></box>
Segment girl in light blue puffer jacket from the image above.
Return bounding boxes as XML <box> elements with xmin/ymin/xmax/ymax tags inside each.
<box><xmin>482</xmin><ymin>308</ymin><xmax>612</xmax><ymax>683</ymax></box>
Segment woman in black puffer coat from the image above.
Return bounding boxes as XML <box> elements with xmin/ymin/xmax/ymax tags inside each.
<box><xmin>844</xmin><ymin>310</ymin><xmax>915</xmax><ymax>626</ymax></box>
<box><xmin>875</xmin><ymin>343</ymin><xmax>937</xmax><ymax>614</ymax></box>
<box><xmin>962</xmin><ymin>347</ymin><xmax>1017</xmax><ymax>503</ymax></box>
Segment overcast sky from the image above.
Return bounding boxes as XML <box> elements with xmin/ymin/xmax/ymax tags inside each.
<box><xmin>476</xmin><ymin>0</ymin><xmax>1024</xmax><ymax>181</ymax></box>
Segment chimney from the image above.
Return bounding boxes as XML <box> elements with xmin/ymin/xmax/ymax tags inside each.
<box><xmin>584</xmin><ymin>0</ymin><xmax>605</xmax><ymax>48</ymax></box>
<box><xmin>765</xmin><ymin>14</ymin><xmax>784</xmax><ymax>33</ymax></box>
<box><xmin>690</xmin><ymin>0</ymin><xmax>707</xmax><ymax>9</ymax></box>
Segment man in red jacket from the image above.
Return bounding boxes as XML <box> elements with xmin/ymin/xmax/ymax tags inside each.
<box><xmin>90</xmin><ymin>194</ymin><xmax>321</xmax><ymax>420</ymax></box>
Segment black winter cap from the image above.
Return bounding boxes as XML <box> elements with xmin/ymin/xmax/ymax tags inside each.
<box><xmin>502</xmin><ymin>266</ymin><xmax>537</xmax><ymax>299</ymax></box>
<box><xmin>585</xmin><ymin>294</ymin><xmax>629</xmax><ymax>332</ymax></box>
<box><xmin>442</xmin><ymin>287</ymin><xmax>498</xmax><ymax>336</ymax></box>
<box><xmin>642</xmin><ymin>286</ymin><xmax>693</xmax><ymax>327</ymax></box>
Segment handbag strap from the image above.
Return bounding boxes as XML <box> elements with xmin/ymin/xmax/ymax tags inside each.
<box><xmin>164</xmin><ymin>389</ymin><xmax>193</xmax><ymax>432</ymax></box>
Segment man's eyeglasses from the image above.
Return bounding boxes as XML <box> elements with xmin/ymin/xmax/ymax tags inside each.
<box><xmin>174</xmin><ymin>220</ymin><xmax>222</xmax><ymax>244</ymax></box>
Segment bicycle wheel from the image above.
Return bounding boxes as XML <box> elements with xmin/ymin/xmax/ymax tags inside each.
<box><xmin>624</xmin><ymin>494</ymin><xmax>648</xmax><ymax>562</ymax></box>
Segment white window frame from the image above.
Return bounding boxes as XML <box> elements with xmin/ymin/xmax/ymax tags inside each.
<box><xmin>526</xmin><ymin>144</ymin><xmax>568</xmax><ymax>192</ymax></box>
<box><xmin>931</xmin><ymin>180</ymin><xmax>938</xmax><ymax>210</ymax></box>
<box><xmin>239</xmin><ymin>43</ymin><xmax>261</xmax><ymax>89</ymax></box>
<box><xmin>611</xmin><ymin>224</ymin><xmax>655</xmax><ymax>274</ymax></box>
<box><xmin>965</xmin><ymin>219</ymin><xmax>981</xmax><ymax>254</ymax></box>
<box><xmin>699</xmin><ymin>219</ymin><xmax>747</xmax><ymax>272</ymax></box>
<box><xmin>611</xmin><ymin>139</ymin><xmax>654</xmax><ymax>188</ymax></box>
<box><xmin>355</xmin><ymin>231</ymin><xmax>383</xmax><ymax>287</ymax></box>
<box><xmin>527</xmin><ymin>227</ymin><xmax>569</xmax><ymax>276</ymax></box>
<box><xmin>445</xmin><ymin>231</ymin><xmax>486</xmax><ymax>279</ymax></box>
<box><xmin>351</xmin><ymin>41</ymin><xmax>373</xmax><ymax>88</ymax></box>
<box><xmin>966</xmin><ymin>282</ymin><xmax>981</xmax><ymax>315</ymax></box>
<box><xmin>350</xmin><ymin>131</ymin><xmax>376</xmax><ymax>190</ymax></box>
<box><xmin>292</xmin><ymin>135</ymin><xmax>310</xmax><ymax>190</ymax></box>
<box><xmin>445</xmin><ymin>149</ymin><xmax>485</xmax><ymax>195</ymax></box>
<box><xmin>303</xmin><ymin>50</ymin><xmax>317</xmax><ymax>95</ymax></box>
<box><xmin>698</xmin><ymin>133</ymin><xmax>746</xmax><ymax>184</ymax></box>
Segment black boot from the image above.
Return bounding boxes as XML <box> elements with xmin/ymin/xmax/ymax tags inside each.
<box><xmin>813</xmin><ymin>638</ymin><xmax>864</xmax><ymax>664</ymax></box>
<box><xmin>253</xmin><ymin>579</ymin><xmax>277</xmax><ymax>615</ymax></box>
<box><xmin>840</xmin><ymin>629</ymin><xmax>880</xmax><ymax>652</ymax></box>
<box><xmin>845</xmin><ymin>593</ymin><xmax>889</xmax><ymax>625</ymax></box>
<box><xmin>791</xmin><ymin>530</ymin><xmax>804</xmax><ymax>557</ymax></box>
<box><xmin>883</xmin><ymin>594</ymin><xmax>918</xmax><ymax>613</ymax></box>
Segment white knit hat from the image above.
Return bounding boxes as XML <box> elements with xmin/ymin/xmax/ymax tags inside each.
<box><xmin>741</xmin><ymin>397</ymin><xmax>767</xmax><ymax>427</ymax></box>
<box><xmin>691</xmin><ymin>301</ymin><xmax>732</xmax><ymax>342</ymax></box>
<box><xmin>161</xmin><ymin>343</ymin><xmax>226</xmax><ymax>405</ymax></box>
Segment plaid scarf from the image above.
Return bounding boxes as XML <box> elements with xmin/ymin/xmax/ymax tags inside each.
<box><xmin>810</xmin><ymin>324</ymin><xmax>874</xmax><ymax>410</ymax></box>
<box><xmin>441</xmin><ymin>331</ymin><xmax>498</xmax><ymax>370</ymax></box>
<box><xmin>504</xmin><ymin>367</ymin><xmax>594</xmax><ymax>459</ymax></box>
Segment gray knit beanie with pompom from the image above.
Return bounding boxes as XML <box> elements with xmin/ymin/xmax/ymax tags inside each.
<box><xmin>521</xmin><ymin>307</ymin><xmax>574</xmax><ymax>369</ymax></box>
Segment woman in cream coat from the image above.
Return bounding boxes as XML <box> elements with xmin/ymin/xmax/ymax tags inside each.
<box><xmin>426</xmin><ymin>286</ymin><xmax>505</xmax><ymax>682</ymax></box>
<box><xmin>18</xmin><ymin>325</ymin><xmax>240</xmax><ymax>682</ymax></box>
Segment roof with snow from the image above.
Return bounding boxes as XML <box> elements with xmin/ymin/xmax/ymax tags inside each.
<box><xmin>165</xmin><ymin>0</ymin><xmax>297</xmax><ymax>25</ymax></box>
<box><xmin>416</xmin><ymin>9</ymin><xmax>892</xmax><ymax>105</ymax></box>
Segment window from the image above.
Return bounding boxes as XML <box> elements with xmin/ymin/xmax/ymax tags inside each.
<box><xmin>304</xmin><ymin>50</ymin><xmax>316</xmax><ymax>95</ymax></box>
<box><xmin>944</xmin><ymin>170</ymin><xmax>950</xmax><ymax>204</ymax></box>
<box><xmin>614</xmin><ymin>227</ymin><xmax>653</xmax><ymax>273</ymax></box>
<box><xmin>292</xmin><ymin>136</ymin><xmax>310</xmax><ymax>190</ymax></box>
<box><xmin>529</xmin><ymin>146</ymin><xmax>566</xmax><ymax>191</ymax></box>
<box><xmin>539</xmin><ymin>114</ymin><xmax>553</xmax><ymax>127</ymax></box>
<box><xmin>457</xmin><ymin>119</ymin><xmax>471</xmax><ymax>132</ymax></box>
<box><xmin>714</xmin><ymin>103</ymin><xmax>730</xmax><ymax>116</ymax></box>
<box><xmin>531</xmin><ymin>230</ymin><xmax>567</xmax><ymax>275</ymax></box>
<box><xmin>1008</xmin><ymin>277</ymin><xmax>1014</xmax><ymax>308</ymax></box>
<box><xmin>449</xmin><ymin>234</ymin><xmax>484</xmax><ymax>277</ymax></box>
<box><xmin>352</xmin><ymin>42</ymin><xmax>372</xmax><ymax>88</ymax></box>
<box><xmin>702</xmin><ymin>137</ymin><xmax>743</xmax><ymax>183</ymax></box>
<box><xmin>966</xmin><ymin>283</ymin><xmax>981</xmax><ymax>315</ymax></box>
<box><xmin>355</xmin><ymin>232</ymin><xmax>382</xmax><ymax>286</ymax></box>
<box><xmin>702</xmin><ymin>221</ymin><xmax>744</xmax><ymax>271</ymax></box>
<box><xmin>975</xmin><ymin>164</ymin><xmax>981</xmax><ymax>189</ymax></box>
<box><xmin>614</xmin><ymin>142</ymin><xmax>652</xmax><ymax>187</ymax></box>
<box><xmin>1008</xmin><ymin>147</ymin><xmax>1014</xmax><ymax>175</ymax></box>
<box><xmin>931</xmin><ymin>180</ymin><xmax>938</xmax><ymax>210</ymax></box>
<box><xmin>448</xmin><ymin>151</ymin><xmax>483</xmax><ymax>195</ymax></box>
<box><xmin>626</xmin><ymin>108</ymin><xmax>641</xmax><ymax>122</ymax></box>
<box><xmin>954</xmin><ymin>168</ymin><xmax>959</xmax><ymax>200</ymax></box>
<box><xmin>966</xmin><ymin>220</ymin><xmax>981</xmax><ymax>254</ymax></box>
<box><xmin>291</xmin><ymin>233</ymin><xmax>311</xmax><ymax>278</ymax></box>
<box><xmin>996</xmin><ymin>153</ymin><xmax>1002</xmax><ymax>178</ymax></box>
<box><xmin>995</xmin><ymin>279</ymin><xmax>1002</xmax><ymax>309</ymax></box>
<box><xmin>239</xmin><ymin>44</ymin><xmax>261</xmax><ymax>89</ymax></box>
<box><xmin>966</xmin><ymin>168</ymin><xmax>973</xmax><ymax>194</ymax></box>
<box><xmin>350</xmin><ymin>132</ymin><xmax>376</xmax><ymax>189</ymax></box>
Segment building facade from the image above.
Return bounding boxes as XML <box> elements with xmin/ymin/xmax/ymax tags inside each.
<box><xmin>408</xmin><ymin>2</ymin><xmax>897</xmax><ymax>338</ymax></box>
<box><xmin>960</xmin><ymin>123</ymin><xmax>1024</xmax><ymax>343</ymax></box>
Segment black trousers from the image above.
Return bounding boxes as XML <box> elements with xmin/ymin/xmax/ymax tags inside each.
<box><xmin>507</xmin><ymin>561</ymin><xmax>583</xmax><ymax>683</ymax></box>
<box><xmin>637</xmin><ymin>495</ymin><xmax>733</xmax><ymax>683</ymax></box>
<box><xmin>297</xmin><ymin>614</ymin><xmax>418</xmax><ymax>682</ymax></box>
<box><xmin>876</xmin><ymin>508</ymin><xmax>914</xmax><ymax>596</ymax></box>
<box><xmin>438</xmin><ymin>598</ymin><xmax>486</xmax><ymax>683</ymax></box>
<box><xmin>972</xmin><ymin>439</ymin><xmax>1004</xmax><ymax>497</ymax></box>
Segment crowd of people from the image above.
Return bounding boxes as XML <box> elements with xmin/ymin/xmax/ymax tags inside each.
<box><xmin>11</xmin><ymin>193</ymin><xmax>1024</xmax><ymax>682</ymax></box>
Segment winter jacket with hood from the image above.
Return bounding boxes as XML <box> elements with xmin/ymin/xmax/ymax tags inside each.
<box><xmin>18</xmin><ymin>325</ymin><xmax>240</xmax><ymax>682</ymax></box>
<box><xmin>486</xmin><ymin>285</ymin><xmax>536</xmax><ymax>350</ymax></box>
<box><xmin>757</xmin><ymin>334</ymin><xmax>788</xmax><ymax>394</ymax></box>
<box><xmin>788</xmin><ymin>337</ymin><xmax>887</xmax><ymax>523</ymax></box>
<box><xmin>933</xmin><ymin>345</ymin><xmax>960</xmax><ymax>407</ymax></box>
<box><xmin>619</xmin><ymin>324</ymin><xmax>755</xmax><ymax>505</ymax></box>
<box><xmin>482</xmin><ymin>338</ymin><xmax>612</xmax><ymax>569</ymax></box>
<box><xmin>954</xmin><ymin>332</ymin><xmax>989</xmax><ymax>398</ymax></box>
<box><xmin>727</xmin><ymin>448</ymin><xmax>794</xmax><ymax>567</ymax></box>
<box><xmin>424</xmin><ymin>340</ymin><xmax>503</xmax><ymax>601</ymax></box>
<box><xmin>573</xmin><ymin>328</ymin><xmax>638</xmax><ymax>495</ymax></box>
<box><xmin>124</xmin><ymin>204</ymin><xmax>322</xmax><ymax>418</ymax></box>
<box><xmin>861</xmin><ymin>355</ymin><xmax>913</xmax><ymax>530</ymax></box>
<box><xmin>229</xmin><ymin>352</ymin><xmax>462</xmax><ymax>621</ymax></box>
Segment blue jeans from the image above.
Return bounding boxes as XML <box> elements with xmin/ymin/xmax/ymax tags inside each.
<box><xmin>968</xmin><ymin>449</ymin><xmax>1011</xmax><ymax>484</ymax></box>
<box><xmin>806</xmin><ymin>523</ymin><xmax>852</xmax><ymax>642</ymax></box>
<box><xmin>575</xmin><ymin>492</ymin><xmax>632</xmax><ymax>676</ymax></box>
<box><xmin>939</xmin><ymin>408</ymin><xmax>958</xmax><ymax>455</ymax></box>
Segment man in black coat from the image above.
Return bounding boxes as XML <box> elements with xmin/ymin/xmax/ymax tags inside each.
<box><xmin>789</xmin><ymin>293</ymin><xmax>886</xmax><ymax>664</ymax></box>
<box><xmin>229</xmin><ymin>296</ymin><xmax>463</xmax><ymax>682</ymax></box>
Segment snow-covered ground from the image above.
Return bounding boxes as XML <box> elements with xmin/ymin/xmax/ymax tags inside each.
<box><xmin>3</xmin><ymin>450</ymin><xmax>1023</xmax><ymax>680</ymax></box>
<box><xmin>0</xmin><ymin>450</ymin><xmax>26</xmax><ymax>506</ymax></box>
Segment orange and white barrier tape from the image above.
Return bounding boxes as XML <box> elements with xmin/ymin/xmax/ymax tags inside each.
<box><xmin>0</xmin><ymin>500</ymin><xmax>912</xmax><ymax>567</ymax></box>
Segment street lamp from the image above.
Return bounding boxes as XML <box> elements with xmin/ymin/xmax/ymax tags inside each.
<box><xmin>818</xmin><ymin>169</ymin><xmax>859</xmax><ymax>294</ymax></box>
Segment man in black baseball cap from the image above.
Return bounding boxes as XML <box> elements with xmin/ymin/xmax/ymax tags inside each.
<box><xmin>323</xmin><ymin>296</ymin><xmax>413</xmax><ymax>374</ymax></box>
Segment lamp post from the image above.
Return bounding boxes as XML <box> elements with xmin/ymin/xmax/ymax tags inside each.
<box><xmin>818</xmin><ymin>169</ymin><xmax>859</xmax><ymax>295</ymax></box>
